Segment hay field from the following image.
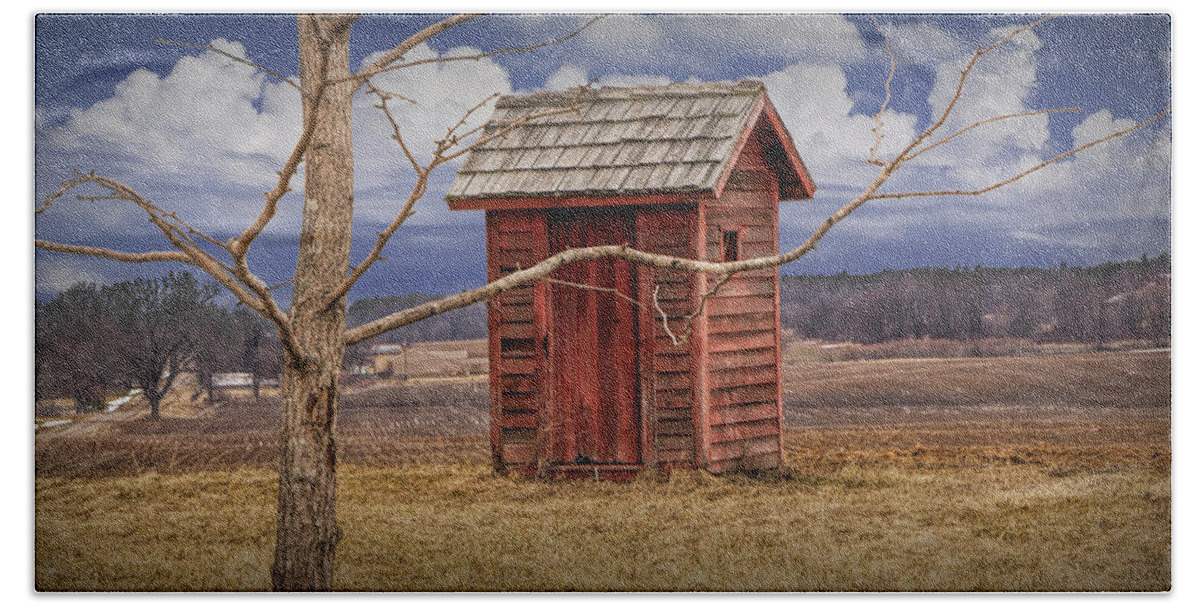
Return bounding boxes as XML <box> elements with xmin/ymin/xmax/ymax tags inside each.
<box><xmin>34</xmin><ymin>349</ymin><xmax>1170</xmax><ymax>591</ymax></box>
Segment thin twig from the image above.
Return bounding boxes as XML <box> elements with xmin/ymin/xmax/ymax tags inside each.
<box><xmin>867</xmin><ymin>16</ymin><xmax>897</xmax><ymax>167</ymax></box>
<box><xmin>904</xmin><ymin>107</ymin><xmax>1082</xmax><ymax>161</ymax></box>
<box><xmin>157</xmin><ymin>39</ymin><xmax>305</xmax><ymax>94</ymax></box>
<box><xmin>541</xmin><ymin>276</ymin><xmax>642</xmax><ymax>308</ymax></box>
<box><xmin>652</xmin><ymin>273</ymin><xmax>733</xmax><ymax>347</ymax></box>
<box><xmin>872</xmin><ymin>107</ymin><xmax>1171</xmax><ymax>200</ymax></box>
<box><xmin>351</xmin><ymin>16</ymin><xmax>603</xmax><ymax>84</ymax></box>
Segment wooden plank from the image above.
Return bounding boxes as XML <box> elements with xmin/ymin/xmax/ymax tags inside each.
<box><xmin>500</xmin><ymin>302</ymin><xmax>535</xmax><ymax>324</ymax></box>
<box><xmin>656</xmin><ymin>434</ymin><xmax>694</xmax><ymax>452</ymax></box>
<box><xmin>657</xmin><ymin>419</ymin><xmax>693</xmax><ymax>436</ymax></box>
<box><xmin>500</xmin><ymin>338</ymin><xmax>535</xmax><ymax>354</ymax></box>
<box><xmin>501</xmin><ymin>427</ymin><xmax>538</xmax><ymax>443</ymax></box>
<box><xmin>654</xmin><ymin>352</ymin><xmax>692</xmax><ymax>373</ymax></box>
<box><xmin>655</xmin><ymin>387</ymin><xmax>692</xmax><ymax>409</ymax></box>
<box><xmin>710</xmin><ymin>418</ymin><xmax>778</xmax><ymax>444</ymax></box>
<box><xmin>498</xmin><ymin>230</ymin><xmax>535</xmax><ymax>249</ymax></box>
<box><xmin>500</xmin><ymin>409</ymin><xmax>538</xmax><ymax>429</ymax></box>
<box><xmin>708</xmin><ymin>401</ymin><xmax>778</xmax><ymax>426</ymax></box>
<box><xmin>653</xmin><ymin>281</ymin><xmax>692</xmax><ymax>302</ymax></box>
<box><xmin>706</xmin><ymin>294</ymin><xmax>775</xmax><ymax>316</ymax></box>
<box><xmin>707</xmin><ymin>312</ymin><xmax>775</xmax><ymax>334</ymax></box>
<box><xmin>704</xmin><ymin>276</ymin><xmax>775</xmax><ymax>298</ymax></box>
<box><xmin>499</xmin><ymin>321</ymin><xmax>536</xmax><ymax>341</ymax></box>
<box><xmin>656</xmin><ymin>449</ymin><xmax>693</xmax><ymax>464</ymax></box>
<box><xmin>501</xmin><ymin>443</ymin><xmax>536</xmax><ymax>465</ymax></box>
<box><xmin>709</xmin><ymin>347</ymin><xmax>775</xmax><ymax>371</ymax></box>
<box><xmin>656</xmin><ymin>406</ymin><xmax>693</xmax><ymax>422</ymax></box>
<box><xmin>500</xmin><ymin>355</ymin><xmax>536</xmax><ymax>376</ymax></box>
<box><xmin>498</xmin><ymin>254</ymin><xmax>539</xmax><ymax>271</ymax></box>
<box><xmin>654</xmin><ymin>370</ymin><xmax>691</xmax><ymax>392</ymax></box>
<box><xmin>500</xmin><ymin>374</ymin><xmax>537</xmax><ymax>395</ymax></box>
<box><xmin>525</xmin><ymin>210</ymin><xmax>551</xmax><ymax>470</ymax></box>
<box><xmin>709</xmin><ymin>364</ymin><xmax>777</xmax><ymax>389</ymax></box>
<box><xmin>709</xmin><ymin>382</ymin><xmax>777</xmax><ymax>408</ymax></box>
<box><xmin>487</xmin><ymin>212</ymin><xmax>503</xmax><ymax>465</ymax></box>
<box><xmin>636</xmin><ymin>208</ymin><xmax>659</xmax><ymax>470</ymax></box>
<box><xmin>448</xmin><ymin>191</ymin><xmax>713</xmax><ymax>212</ymax></box>
<box><xmin>690</xmin><ymin>203</ymin><xmax>710</xmax><ymax>470</ymax></box>
<box><xmin>499</xmin><ymin>287</ymin><xmax>534</xmax><ymax>306</ymax></box>
<box><xmin>741</xmin><ymin>240</ymin><xmax>775</xmax><ymax>259</ymax></box>
<box><xmin>708</xmin><ymin>329</ymin><xmax>777</xmax><ymax>353</ymax></box>
<box><xmin>705</xmin><ymin>207</ymin><xmax>775</xmax><ymax>227</ymax></box>
<box><xmin>707</xmin><ymin>435</ymin><xmax>779</xmax><ymax>462</ymax></box>
<box><xmin>708</xmin><ymin>450</ymin><xmax>781</xmax><ymax>473</ymax></box>
<box><xmin>501</xmin><ymin>393</ymin><xmax>539</xmax><ymax>412</ymax></box>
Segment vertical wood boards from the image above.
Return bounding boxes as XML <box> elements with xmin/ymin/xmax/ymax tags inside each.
<box><xmin>547</xmin><ymin>209</ymin><xmax>640</xmax><ymax>465</ymax></box>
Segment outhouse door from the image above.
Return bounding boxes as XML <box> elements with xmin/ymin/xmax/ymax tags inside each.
<box><xmin>548</xmin><ymin>209</ymin><xmax>641</xmax><ymax>466</ymax></box>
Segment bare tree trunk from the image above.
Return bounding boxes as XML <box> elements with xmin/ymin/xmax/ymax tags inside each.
<box><xmin>270</xmin><ymin>14</ymin><xmax>356</xmax><ymax>592</ymax></box>
<box><xmin>148</xmin><ymin>394</ymin><xmax>161</xmax><ymax>420</ymax></box>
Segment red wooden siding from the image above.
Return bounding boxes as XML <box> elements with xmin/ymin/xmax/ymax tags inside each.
<box><xmin>702</xmin><ymin>126</ymin><xmax>784</xmax><ymax>473</ymax></box>
<box><xmin>636</xmin><ymin>206</ymin><xmax>701</xmax><ymax>467</ymax></box>
<box><xmin>487</xmin><ymin>210</ymin><xmax>550</xmax><ymax>467</ymax></box>
<box><xmin>547</xmin><ymin>210</ymin><xmax>640</xmax><ymax>465</ymax></box>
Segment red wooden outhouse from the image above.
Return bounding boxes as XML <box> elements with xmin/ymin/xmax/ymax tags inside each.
<box><xmin>447</xmin><ymin>80</ymin><xmax>815</xmax><ymax>477</ymax></box>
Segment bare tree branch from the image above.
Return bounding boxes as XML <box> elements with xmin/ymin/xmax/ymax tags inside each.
<box><xmin>894</xmin><ymin>14</ymin><xmax>1063</xmax><ymax>165</ymax></box>
<box><xmin>543</xmin><ymin>276</ymin><xmax>642</xmax><ymax>308</ymax></box>
<box><xmin>354</xmin><ymin>14</ymin><xmax>483</xmax><ymax>82</ymax></box>
<box><xmin>157</xmin><ymin>39</ymin><xmax>304</xmax><ymax>94</ymax></box>
<box><xmin>33</xmin><ymin>240</ymin><xmax>192</xmax><ymax>264</ymax></box>
<box><xmin>35</xmin><ymin>174</ymin><xmax>290</xmax><ymax>344</ymax></box>
<box><xmin>872</xmin><ymin>107</ymin><xmax>1171</xmax><ymax>200</ymax></box>
<box><xmin>867</xmin><ymin>16</ymin><xmax>897</xmax><ymax>167</ymax></box>
<box><xmin>653</xmin><ymin>273</ymin><xmax>733</xmax><ymax>347</ymax></box>
<box><xmin>904</xmin><ymin>107</ymin><xmax>1082</xmax><ymax>162</ymax></box>
<box><xmin>231</xmin><ymin>43</ymin><xmax>332</xmax><ymax>259</ymax></box>
<box><xmin>325</xmin><ymin>85</ymin><xmax>592</xmax><ymax>309</ymax></box>
<box><xmin>365</xmin><ymin>82</ymin><xmax>422</xmax><ymax>172</ymax></box>
<box><xmin>351</xmin><ymin>15</ymin><xmax>602</xmax><ymax>84</ymax></box>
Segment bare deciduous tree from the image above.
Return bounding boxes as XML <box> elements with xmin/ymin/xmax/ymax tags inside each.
<box><xmin>35</xmin><ymin>13</ymin><xmax>1168</xmax><ymax>590</ymax></box>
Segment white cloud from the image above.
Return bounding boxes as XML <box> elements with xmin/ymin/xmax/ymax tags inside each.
<box><xmin>49</xmin><ymin>39</ymin><xmax>301</xmax><ymax>187</ymax></box>
<box><xmin>768</xmin><ymin>18</ymin><xmax>1168</xmax><ymax>264</ymax></box>
<box><xmin>352</xmin><ymin>42</ymin><xmax>514</xmax><ymax>224</ymax></box>
<box><xmin>764</xmin><ymin>62</ymin><xmax>918</xmax><ymax>191</ymax></box>
<box><xmin>38</xmin><ymin>38</ymin><xmax>516</xmax><ymax>232</ymax></box>
<box><xmin>543</xmin><ymin>64</ymin><xmax>588</xmax><ymax>90</ymax></box>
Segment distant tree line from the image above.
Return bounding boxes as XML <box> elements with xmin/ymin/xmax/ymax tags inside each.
<box><xmin>780</xmin><ymin>254</ymin><xmax>1171</xmax><ymax>347</ymax></box>
<box><xmin>35</xmin><ymin>272</ymin><xmax>283</xmax><ymax>416</ymax></box>
<box><xmin>36</xmin><ymin>257</ymin><xmax>1170</xmax><ymax>415</ymax></box>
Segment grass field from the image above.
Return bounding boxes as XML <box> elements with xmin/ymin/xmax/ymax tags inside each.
<box><xmin>34</xmin><ymin>349</ymin><xmax>1170</xmax><ymax>592</ymax></box>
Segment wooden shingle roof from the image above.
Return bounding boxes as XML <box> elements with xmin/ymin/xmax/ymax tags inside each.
<box><xmin>446</xmin><ymin>80</ymin><xmax>814</xmax><ymax>208</ymax></box>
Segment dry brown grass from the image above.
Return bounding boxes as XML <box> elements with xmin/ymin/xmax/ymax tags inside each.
<box><xmin>33</xmin><ymin>350</ymin><xmax>1171</xmax><ymax>591</ymax></box>
<box><xmin>36</xmin><ymin>453</ymin><xmax>1169</xmax><ymax>591</ymax></box>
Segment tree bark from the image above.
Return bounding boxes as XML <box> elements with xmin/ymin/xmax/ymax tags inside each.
<box><xmin>271</xmin><ymin>14</ymin><xmax>356</xmax><ymax>592</ymax></box>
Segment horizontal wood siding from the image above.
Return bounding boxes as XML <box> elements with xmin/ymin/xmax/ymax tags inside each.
<box><xmin>704</xmin><ymin>130</ymin><xmax>783</xmax><ymax>470</ymax></box>
<box><xmin>639</xmin><ymin>206</ymin><xmax>699</xmax><ymax>466</ymax></box>
<box><xmin>489</xmin><ymin>210</ymin><xmax>549</xmax><ymax>466</ymax></box>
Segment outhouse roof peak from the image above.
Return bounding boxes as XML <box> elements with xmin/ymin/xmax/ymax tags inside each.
<box><xmin>446</xmin><ymin>80</ymin><xmax>815</xmax><ymax>208</ymax></box>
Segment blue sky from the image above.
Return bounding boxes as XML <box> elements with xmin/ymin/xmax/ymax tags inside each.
<box><xmin>33</xmin><ymin>12</ymin><xmax>1172</xmax><ymax>300</ymax></box>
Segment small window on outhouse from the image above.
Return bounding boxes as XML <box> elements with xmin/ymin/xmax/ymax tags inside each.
<box><xmin>722</xmin><ymin>229</ymin><xmax>741</xmax><ymax>262</ymax></box>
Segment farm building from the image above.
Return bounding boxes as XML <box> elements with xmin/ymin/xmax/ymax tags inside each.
<box><xmin>447</xmin><ymin>80</ymin><xmax>815</xmax><ymax>477</ymax></box>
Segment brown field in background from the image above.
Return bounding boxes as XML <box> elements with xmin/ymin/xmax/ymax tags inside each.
<box><xmin>35</xmin><ymin>348</ymin><xmax>1170</xmax><ymax>591</ymax></box>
